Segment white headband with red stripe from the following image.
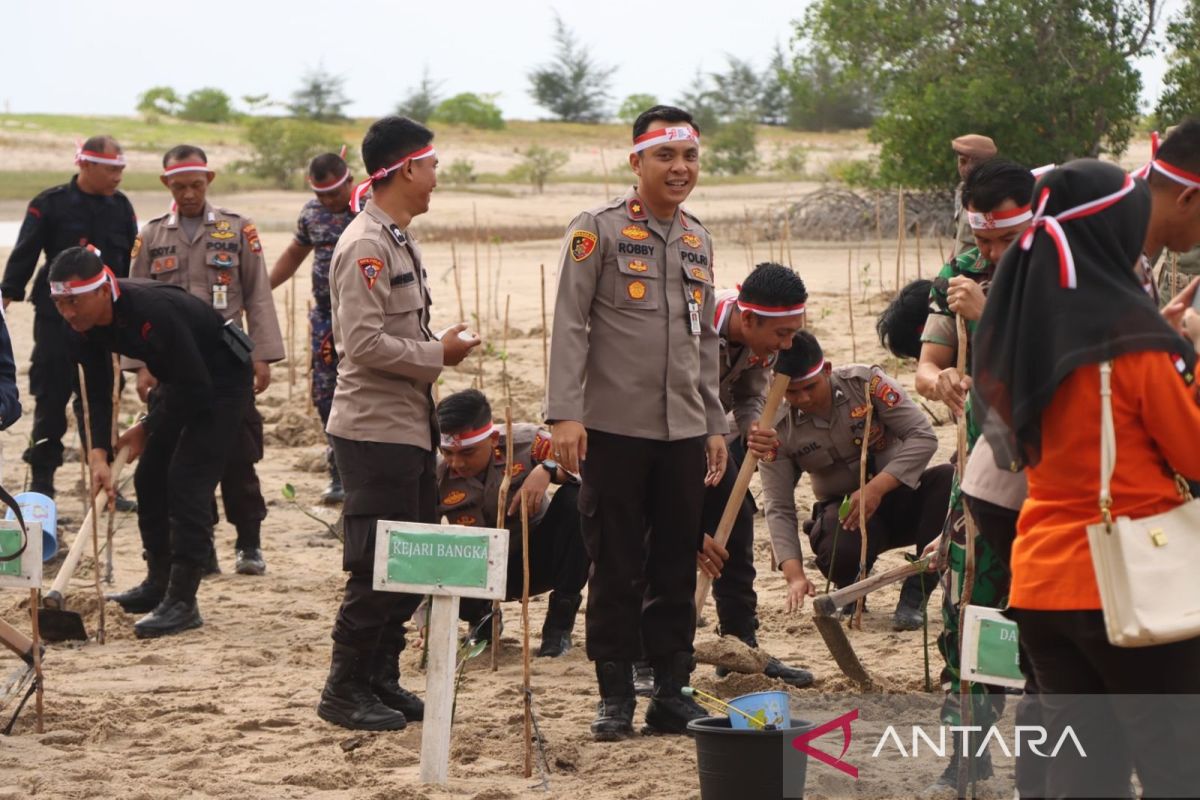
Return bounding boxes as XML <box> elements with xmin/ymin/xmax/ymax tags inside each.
<box><xmin>439</xmin><ymin>422</ymin><xmax>496</xmax><ymax>449</ymax></box>
<box><xmin>74</xmin><ymin>145</ymin><xmax>126</xmax><ymax>167</ymax></box>
<box><xmin>632</xmin><ymin>126</ymin><xmax>700</xmax><ymax>154</ymax></box>
<box><xmin>1019</xmin><ymin>174</ymin><xmax>1137</xmax><ymax>289</ymax></box>
<box><xmin>310</xmin><ymin>145</ymin><xmax>351</xmax><ymax>192</ymax></box>
<box><xmin>1131</xmin><ymin>131</ymin><xmax>1200</xmax><ymax>189</ymax></box>
<box><xmin>162</xmin><ymin>161</ymin><xmax>213</xmax><ymax>178</ymax></box>
<box><xmin>966</xmin><ymin>205</ymin><xmax>1032</xmax><ymax>230</ymax></box>
<box><xmin>737</xmin><ymin>299</ymin><xmax>807</xmax><ymax>317</ymax></box>
<box><xmin>350</xmin><ymin>145</ymin><xmax>436</xmax><ymax>212</ymax></box>
<box><xmin>50</xmin><ymin>246</ymin><xmax>120</xmax><ymax>300</ymax></box>
<box><xmin>789</xmin><ymin>358</ymin><xmax>826</xmax><ymax>384</ymax></box>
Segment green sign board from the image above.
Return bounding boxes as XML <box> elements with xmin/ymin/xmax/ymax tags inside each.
<box><xmin>0</xmin><ymin>528</ymin><xmax>21</xmax><ymax>577</ymax></box>
<box><xmin>386</xmin><ymin>530</ymin><xmax>491</xmax><ymax>589</ymax></box>
<box><xmin>975</xmin><ymin>618</ymin><xmax>1022</xmax><ymax>681</ymax></box>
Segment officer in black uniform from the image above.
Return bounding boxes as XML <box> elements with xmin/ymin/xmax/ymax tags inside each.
<box><xmin>1</xmin><ymin>136</ymin><xmax>138</xmax><ymax>500</ymax></box>
<box><xmin>49</xmin><ymin>246</ymin><xmax>253</xmax><ymax>639</ymax></box>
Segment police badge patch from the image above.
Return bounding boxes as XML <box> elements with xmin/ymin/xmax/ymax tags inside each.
<box><xmin>570</xmin><ymin>230</ymin><xmax>598</xmax><ymax>262</ymax></box>
<box><xmin>358</xmin><ymin>257</ymin><xmax>384</xmax><ymax>290</ymax></box>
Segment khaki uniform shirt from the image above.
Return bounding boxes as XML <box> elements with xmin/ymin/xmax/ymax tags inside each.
<box><xmin>326</xmin><ymin>199</ymin><xmax>442</xmax><ymax>449</ymax></box>
<box><xmin>127</xmin><ymin>203</ymin><xmax>284</xmax><ymax>367</ymax></box>
<box><xmin>436</xmin><ymin>423</ymin><xmax>555</xmax><ymax>529</ymax></box>
<box><xmin>759</xmin><ymin>364</ymin><xmax>938</xmax><ymax>567</ymax></box>
<box><xmin>952</xmin><ymin>183</ymin><xmax>976</xmax><ymax>257</ymax></box>
<box><xmin>961</xmin><ymin>436</ymin><xmax>1027</xmax><ymax>512</ymax></box>
<box><xmin>715</xmin><ymin>290</ymin><xmax>772</xmax><ymax>438</ymax></box>
<box><xmin>546</xmin><ymin>188</ymin><xmax>726</xmax><ymax>441</ymax></box>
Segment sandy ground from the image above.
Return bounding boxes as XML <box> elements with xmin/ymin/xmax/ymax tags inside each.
<box><xmin>0</xmin><ymin>180</ymin><xmax>1006</xmax><ymax>799</ymax></box>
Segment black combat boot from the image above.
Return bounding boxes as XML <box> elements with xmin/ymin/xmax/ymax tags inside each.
<box><xmin>591</xmin><ymin>660</ymin><xmax>636</xmax><ymax>741</ymax></box>
<box><xmin>894</xmin><ymin>571</ymin><xmax>938</xmax><ymax>632</ymax></box>
<box><xmin>107</xmin><ymin>551</ymin><xmax>171</xmax><ymax>613</ymax></box>
<box><xmin>29</xmin><ymin>464</ymin><xmax>56</xmax><ymax>498</ymax></box>
<box><xmin>134</xmin><ymin>562</ymin><xmax>204</xmax><ymax>639</ymax></box>
<box><xmin>633</xmin><ymin>661</ymin><xmax>654</xmax><ymax>697</ymax></box>
<box><xmin>321</xmin><ymin>463</ymin><xmax>345</xmax><ymax>505</ymax></box>
<box><xmin>537</xmin><ymin>592</ymin><xmax>582</xmax><ymax>658</ymax></box>
<box><xmin>317</xmin><ymin>642</ymin><xmax>408</xmax><ymax>731</ymax></box>
<box><xmin>368</xmin><ymin>633</ymin><xmax>425</xmax><ymax>721</ymax></box>
<box><xmin>714</xmin><ymin>627</ymin><xmax>815</xmax><ymax>688</ymax></box>
<box><xmin>235</xmin><ymin>520</ymin><xmax>266</xmax><ymax>576</ymax></box>
<box><xmin>644</xmin><ymin>653</ymin><xmax>707</xmax><ymax>735</ymax></box>
<box><xmin>203</xmin><ymin>537</ymin><xmax>221</xmax><ymax>576</ymax></box>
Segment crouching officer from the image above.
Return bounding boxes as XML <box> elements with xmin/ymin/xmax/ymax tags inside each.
<box><xmin>697</xmin><ymin>262</ymin><xmax>813</xmax><ymax>687</ymax></box>
<box><xmin>50</xmin><ymin>246</ymin><xmax>253</xmax><ymax>638</ymax></box>
<box><xmin>436</xmin><ymin>389</ymin><xmax>589</xmax><ymax>657</ymax></box>
<box><xmin>128</xmin><ymin>145</ymin><xmax>284</xmax><ymax>576</ymax></box>
<box><xmin>759</xmin><ymin>332</ymin><xmax>951</xmax><ymax>630</ymax></box>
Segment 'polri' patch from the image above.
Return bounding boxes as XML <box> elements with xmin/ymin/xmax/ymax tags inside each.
<box><xmin>358</xmin><ymin>257</ymin><xmax>384</xmax><ymax>290</ymax></box>
<box><xmin>570</xmin><ymin>230</ymin><xmax>598</xmax><ymax>262</ymax></box>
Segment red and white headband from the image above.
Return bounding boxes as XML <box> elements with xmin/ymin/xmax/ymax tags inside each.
<box><xmin>162</xmin><ymin>161</ymin><xmax>213</xmax><ymax>178</ymax></box>
<box><xmin>74</xmin><ymin>143</ymin><xmax>126</xmax><ymax>167</ymax></box>
<box><xmin>789</xmin><ymin>358</ymin><xmax>826</xmax><ymax>384</ymax></box>
<box><xmin>50</xmin><ymin>246</ymin><xmax>120</xmax><ymax>300</ymax></box>
<box><xmin>632</xmin><ymin>126</ymin><xmax>700</xmax><ymax>154</ymax></box>
<box><xmin>1130</xmin><ymin>130</ymin><xmax>1200</xmax><ymax>189</ymax></box>
<box><xmin>439</xmin><ymin>422</ymin><xmax>496</xmax><ymax>449</ymax></box>
<box><xmin>1019</xmin><ymin>174</ymin><xmax>1137</xmax><ymax>290</ymax></box>
<box><xmin>350</xmin><ymin>145</ymin><xmax>437</xmax><ymax>212</ymax></box>
<box><xmin>966</xmin><ymin>204</ymin><xmax>1032</xmax><ymax>230</ymax></box>
<box><xmin>310</xmin><ymin>170</ymin><xmax>351</xmax><ymax>193</ymax></box>
<box><xmin>736</xmin><ymin>299</ymin><xmax>807</xmax><ymax>317</ymax></box>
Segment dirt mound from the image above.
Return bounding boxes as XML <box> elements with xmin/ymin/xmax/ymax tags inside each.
<box><xmin>694</xmin><ymin>634</ymin><xmax>771</xmax><ymax>674</ymax></box>
<box><xmin>266</xmin><ymin>409</ymin><xmax>326</xmax><ymax>447</ymax></box>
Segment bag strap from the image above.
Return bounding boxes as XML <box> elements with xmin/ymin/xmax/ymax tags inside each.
<box><xmin>0</xmin><ymin>484</ymin><xmax>27</xmax><ymax>563</ymax></box>
<box><xmin>1098</xmin><ymin>361</ymin><xmax>1116</xmax><ymax>527</ymax></box>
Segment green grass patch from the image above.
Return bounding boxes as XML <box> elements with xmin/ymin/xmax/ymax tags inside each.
<box><xmin>0</xmin><ymin>170</ymin><xmax>280</xmax><ymax>201</ymax></box>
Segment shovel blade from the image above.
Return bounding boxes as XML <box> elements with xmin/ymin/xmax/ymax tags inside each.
<box><xmin>812</xmin><ymin>613</ymin><xmax>874</xmax><ymax>689</ymax></box>
<box><xmin>37</xmin><ymin>608</ymin><xmax>88</xmax><ymax>642</ymax></box>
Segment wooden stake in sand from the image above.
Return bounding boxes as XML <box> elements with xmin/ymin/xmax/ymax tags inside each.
<box><xmin>491</xmin><ymin>298</ymin><xmax>513</xmax><ymax>671</ymax></box>
<box><xmin>28</xmin><ymin>589</ymin><xmax>43</xmax><ymax>733</ymax></box>
<box><xmin>76</xmin><ymin>365</ymin><xmax>105</xmax><ymax>644</ymax></box>
<box><xmin>875</xmin><ymin>193</ymin><xmax>884</xmax><ymax>276</ymax></box>
<box><xmin>521</xmin><ymin>491</ymin><xmax>533</xmax><ymax>779</ymax></box>
<box><xmin>473</xmin><ymin>207</ymin><xmax>485</xmax><ymax>390</ymax></box>
<box><xmin>938</xmin><ymin>236</ymin><xmax>946</xmax><ymax>267</ymax></box>
<box><xmin>852</xmin><ymin>382</ymin><xmax>874</xmax><ymax>630</ymax></box>
<box><xmin>451</xmin><ymin>241</ymin><xmax>466</xmax><ymax>322</ymax></box>
<box><xmin>915</xmin><ymin>220</ymin><xmax>923</xmax><ymax>279</ymax></box>
<box><xmin>540</xmin><ymin>264</ymin><xmax>549</xmax><ymax>390</ymax></box>
<box><xmin>105</xmin><ymin>354</ymin><xmax>120</xmax><ymax>585</ymax></box>
<box><xmin>895</xmin><ymin>189</ymin><xmax>906</xmax><ymax>293</ymax></box>
<box><xmin>289</xmin><ymin>275</ymin><xmax>298</xmax><ymax>392</ymax></box>
<box><xmin>847</xmin><ymin>251</ymin><xmax>858</xmax><ymax>363</ymax></box>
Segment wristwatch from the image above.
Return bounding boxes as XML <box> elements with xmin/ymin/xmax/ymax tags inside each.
<box><xmin>540</xmin><ymin>459</ymin><xmax>561</xmax><ymax>483</ymax></box>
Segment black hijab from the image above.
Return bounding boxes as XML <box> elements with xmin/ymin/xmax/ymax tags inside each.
<box><xmin>972</xmin><ymin>159</ymin><xmax>1195</xmax><ymax>470</ymax></box>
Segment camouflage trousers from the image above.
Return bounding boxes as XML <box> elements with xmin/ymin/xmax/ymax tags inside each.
<box><xmin>310</xmin><ymin>304</ymin><xmax>337</xmax><ymax>425</ymax></box>
<box><xmin>936</xmin><ymin>477</ymin><xmax>1010</xmax><ymax>728</ymax></box>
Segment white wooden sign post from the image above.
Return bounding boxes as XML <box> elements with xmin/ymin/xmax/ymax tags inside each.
<box><xmin>373</xmin><ymin>520</ymin><xmax>508</xmax><ymax>785</ymax></box>
<box><xmin>1</xmin><ymin>517</ymin><xmax>44</xmax><ymax>733</ymax></box>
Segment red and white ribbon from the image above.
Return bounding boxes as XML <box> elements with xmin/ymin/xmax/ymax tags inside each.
<box><xmin>309</xmin><ymin>170</ymin><xmax>351</xmax><ymax>193</ymax></box>
<box><xmin>50</xmin><ymin>246</ymin><xmax>120</xmax><ymax>300</ymax></box>
<box><xmin>350</xmin><ymin>145</ymin><xmax>436</xmax><ymax>212</ymax></box>
<box><xmin>789</xmin><ymin>358</ymin><xmax>826</xmax><ymax>384</ymax></box>
<box><xmin>1131</xmin><ymin>131</ymin><xmax>1161</xmax><ymax>180</ymax></box>
<box><xmin>631</xmin><ymin>126</ymin><xmax>700</xmax><ymax>154</ymax></box>
<box><xmin>439</xmin><ymin>422</ymin><xmax>495</xmax><ymax>449</ymax></box>
<box><xmin>737</xmin><ymin>299</ymin><xmax>807</xmax><ymax>317</ymax></box>
<box><xmin>74</xmin><ymin>144</ymin><xmax>126</xmax><ymax>167</ymax></box>
<box><xmin>162</xmin><ymin>161</ymin><xmax>213</xmax><ymax>178</ymax></box>
<box><xmin>1019</xmin><ymin>174</ymin><xmax>1137</xmax><ymax>289</ymax></box>
<box><xmin>1145</xmin><ymin>159</ymin><xmax>1200</xmax><ymax>190</ymax></box>
<box><xmin>966</xmin><ymin>204</ymin><xmax>1032</xmax><ymax>230</ymax></box>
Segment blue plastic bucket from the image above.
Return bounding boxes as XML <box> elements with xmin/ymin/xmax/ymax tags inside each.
<box><xmin>728</xmin><ymin>690</ymin><xmax>791</xmax><ymax>730</ymax></box>
<box><xmin>6</xmin><ymin>492</ymin><xmax>57</xmax><ymax>562</ymax></box>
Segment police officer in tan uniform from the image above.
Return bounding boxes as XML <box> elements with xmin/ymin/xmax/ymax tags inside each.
<box><xmin>951</xmin><ymin>135</ymin><xmax>998</xmax><ymax>256</ymax></box>
<box><xmin>125</xmin><ymin>145</ymin><xmax>283</xmax><ymax>578</ymax></box>
<box><xmin>316</xmin><ymin>116</ymin><xmax>479</xmax><ymax>732</ymax></box>
<box><xmin>759</xmin><ymin>332</ymin><xmax>951</xmax><ymax>630</ymax></box>
<box><xmin>696</xmin><ymin>263</ymin><xmax>813</xmax><ymax>687</ymax></box>
<box><xmin>435</xmin><ymin>389</ymin><xmax>588</xmax><ymax>657</ymax></box>
<box><xmin>547</xmin><ymin>105</ymin><xmax>727</xmax><ymax>741</ymax></box>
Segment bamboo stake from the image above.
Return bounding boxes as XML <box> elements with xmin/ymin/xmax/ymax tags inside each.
<box><xmin>77</xmin><ymin>365</ymin><xmax>105</xmax><ymax>644</ymax></box>
<box><xmin>955</xmin><ymin>312</ymin><xmax>979</xmax><ymax>798</ymax></box>
<box><xmin>937</xmin><ymin>237</ymin><xmax>946</xmax><ymax>267</ymax></box>
<box><xmin>915</xmin><ymin>220</ymin><xmax>923</xmax><ymax>279</ymax></box>
<box><xmin>895</xmin><ymin>189</ymin><xmax>905</xmax><ymax>293</ymax></box>
<box><xmin>29</xmin><ymin>588</ymin><xmax>43</xmax><ymax>733</ymax></box>
<box><xmin>485</xmin><ymin>232</ymin><xmax>493</xmax><ymax>338</ymax></box>
<box><xmin>473</xmin><ymin>206</ymin><xmax>484</xmax><ymax>390</ymax></box>
<box><xmin>540</xmin><ymin>264</ymin><xmax>549</xmax><ymax>391</ymax></box>
<box><xmin>451</xmin><ymin>241</ymin><xmax>466</xmax><ymax>322</ymax></box>
<box><xmin>521</xmin><ymin>491</ymin><xmax>533</xmax><ymax>779</ymax></box>
<box><xmin>289</xmin><ymin>275</ymin><xmax>298</xmax><ymax>391</ymax></box>
<box><xmin>853</xmin><ymin>383</ymin><xmax>873</xmax><ymax>629</ymax></box>
<box><xmin>106</xmin><ymin>354</ymin><xmax>119</xmax><ymax>585</ymax></box>
<box><xmin>493</xmin><ymin>242</ymin><xmax>503</xmax><ymax>325</ymax></box>
<box><xmin>875</xmin><ymin>193</ymin><xmax>883</xmax><ymax>277</ymax></box>
<box><xmin>783</xmin><ymin>198</ymin><xmax>793</xmax><ymax>266</ymax></box>
<box><xmin>493</xmin><ymin>406</ymin><xmax>513</xmax><ymax>672</ymax></box>
<box><xmin>847</xmin><ymin>251</ymin><xmax>858</xmax><ymax>363</ymax></box>
<box><xmin>599</xmin><ymin>149</ymin><xmax>611</xmax><ymax>200</ymax></box>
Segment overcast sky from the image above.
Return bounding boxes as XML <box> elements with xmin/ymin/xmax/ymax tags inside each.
<box><xmin>0</xmin><ymin>1</ymin><xmax>1179</xmax><ymax>120</ymax></box>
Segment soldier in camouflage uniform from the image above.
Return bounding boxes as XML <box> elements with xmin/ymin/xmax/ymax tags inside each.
<box><xmin>270</xmin><ymin>152</ymin><xmax>357</xmax><ymax>503</ymax></box>
<box><xmin>915</xmin><ymin>158</ymin><xmax>1035</xmax><ymax>788</ymax></box>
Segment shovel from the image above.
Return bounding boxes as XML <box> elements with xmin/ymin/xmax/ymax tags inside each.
<box><xmin>39</xmin><ymin>447</ymin><xmax>129</xmax><ymax>642</ymax></box>
<box><xmin>811</xmin><ymin>556</ymin><xmax>930</xmax><ymax>688</ymax></box>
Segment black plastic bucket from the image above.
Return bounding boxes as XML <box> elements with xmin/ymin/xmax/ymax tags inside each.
<box><xmin>689</xmin><ymin>715</ymin><xmax>815</xmax><ymax>800</ymax></box>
